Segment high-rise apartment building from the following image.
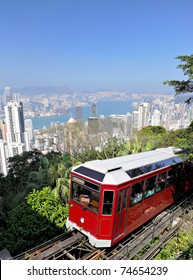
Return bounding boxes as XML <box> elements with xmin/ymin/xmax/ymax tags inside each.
<box><xmin>75</xmin><ymin>106</ymin><xmax>83</xmax><ymax>120</ymax></box>
<box><xmin>0</xmin><ymin>120</ymin><xmax>7</xmax><ymax>141</ymax></box>
<box><xmin>3</xmin><ymin>86</ymin><xmax>13</xmax><ymax>106</ymax></box>
<box><xmin>0</xmin><ymin>87</ymin><xmax>34</xmax><ymax>175</ymax></box>
<box><xmin>64</xmin><ymin>117</ymin><xmax>77</xmax><ymax>155</ymax></box>
<box><xmin>4</xmin><ymin>101</ymin><xmax>25</xmax><ymax>157</ymax></box>
<box><xmin>151</xmin><ymin>109</ymin><xmax>161</xmax><ymax>126</ymax></box>
<box><xmin>24</xmin><ymin>118</ymin><xmax>34</xmax><ymax>151</ymax></box>
<box><xmin>138</xmin><ymin>102</ymin><xmax>150</xmax><ymax>129</ymax></box>
<box><xmin>90</xmin><ymin>102</ymin><xmax>97</xmax><ymax>118</ymax></box>
<box><xmin>88</xmin><ymin>102</ymin><xmax>98</xmax><ymax>134</ymax></box>
<box><xmin>132</xmin><ymin>111</ymin><xmax>139</xmax><ymax>129</ymax></box>
<box><xmin>0</xmin><ymin>140</ymin><xmax>8</xmax><ymax>175</ymax></box>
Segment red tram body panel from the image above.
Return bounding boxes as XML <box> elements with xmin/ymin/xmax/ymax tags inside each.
<box><xmin>66</xmin><ymin>147</ymin><xmax>192</xmax><ymax>247</ymax></box>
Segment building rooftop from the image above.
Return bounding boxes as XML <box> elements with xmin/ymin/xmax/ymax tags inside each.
<box><xmin>66</xmin><ymin>117</ymin><xmax>77</xmax><ymax>124</ymax></box>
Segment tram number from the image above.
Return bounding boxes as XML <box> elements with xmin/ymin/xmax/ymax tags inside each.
<box><xmin>120</xmin><ymin>266</ymin><xmax>168</xmax><ymax>276</ymax></box>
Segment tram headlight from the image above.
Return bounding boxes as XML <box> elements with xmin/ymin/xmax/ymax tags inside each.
<box><xmin>80</xmin><ymin>217</ymin><xmax>85</xmax><ymax>224</ymax></box>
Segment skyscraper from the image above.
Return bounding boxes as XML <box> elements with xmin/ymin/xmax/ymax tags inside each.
<box><xmin>24</xmin><ymin>119</ymin><xmax>34</xmax><ymax>151</ymax></box>
<box><xmin>64</xmin><ymin>117</ymin><xmax>77</xmax><ymax>155</ymax></box>
<box><xmin>88</xmin><ymin>102</ymin><xmax>98</xmax><ymax>134</ymax></box>
<box><xmin>3</xmin><ymin>86</ymin><xmax>13</xmax><ymax>106</ymax></box>
<box><xmin>133</xmin><ymin>110</ymin><xmax>139</xmax><ymax>129</ymax></box>
<box><xmin>0</xmin><ymin>140</ymin><xmax>8</xmax><ymax>175</ymax></box>
<box><xmin>75</xmin><ymin>106</ymin><xmax>83</xmax><ymax>121</ymax></box>
<box><xmin>151</xmin><ymin>109</ymin><xmax>161</xmax><ymax>126</ymax></box>
<box><xmin>4</xmin><ymin>101</ymin><xmax>25</xmax><ymax>156</ymax></box>
<box><xmin>138</xmin><ymin>102</ymin><xmax>150</xmax><ymax>129</ymax></box>
<box><xmin>90</xmin><ymin>102</ymin><xmax>97</xmax><ymax>118</ymax></box>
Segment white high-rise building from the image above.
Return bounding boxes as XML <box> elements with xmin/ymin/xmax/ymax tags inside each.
<box><xmin>4</xmin><ymin>101</ymin><xmax>25</xmax><ymax>157</ymax></box>
<box><xmin>126</xmin><ymin>112</ymin><xmax>133</xmax><ymax>136</ymax></box>
<box><xmin>0</xmin><ymin>140</ymin><xmax>8</xmax><ymax>175</ymax></box>
<box><xmin>133</xmin><ymin>111</ymin><xmax>139</xmax><ymax>129</ymax></box>
<box><xmin>138</xmin><ymin>102</ymin><xmax>150</xmax><ymax>130</ymax></box>
<box><xmin>3</xmin><ymin>86</ymin><xmax>13</xmax><ymax>106</ymax></box>
<box><xmin>151</xmin><ymin>109</ymin><xmax>161</xmax><ymax>126</ymax></box>
<box><xmin>24</xmin><ymin>118</ymin><xmax>34</xmax><ymax>151</ymax></box>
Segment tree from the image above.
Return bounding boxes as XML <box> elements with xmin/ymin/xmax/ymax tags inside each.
<box><xmin>164</xmin><ymin>54</ymin><xmax>193</xmax><ymax>102</ymax></box>
<box><xmin>76</xmin><ymin>149</ymin><xmax>99</xmax><ymax>162</ymax></box>
<box><xmin>98</xmin><ymin>137</ymin><xmax>127</xmax><ymax>159</ymax></box>
<box><xmin>0</xmin><ymin>201</ymin><xmax>63</xmax><ymax>256</ymax></box>
<box><xmin>163</xmin><ymin>55</ymin><xmax>193</xmax><ymax>158</ymax></box>
<box><xmin>6</xmin><ymin>150</ymin><xmax>43</xmax><ymax>194</ymax></box>
<box><xmin>140</xmin><ymin>126</ymin><xmax>166</xmax><ymax>136</ymax></box>
<box><xmin>136</xmin><ymin>126</ymin><xmax>167</xmax><ymax>151</ymax></box>
<box><xmin>26</xmin><ymin>187</ymin><xmax>69</xmax><ymax>228</ymax></box>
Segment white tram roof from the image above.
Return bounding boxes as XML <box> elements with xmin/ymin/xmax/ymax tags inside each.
<box><xmin>72</xmin><ymin>147</ymin><xmax>182</xmax><ymax>185</ymax></box>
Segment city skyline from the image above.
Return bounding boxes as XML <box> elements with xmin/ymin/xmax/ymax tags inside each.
<box><xmin>0</xmin><ymin>88</ymin><xmax>193</xmax><ymax>174</ymax></box>
<box><xmin>0</xmin><ymin>0</ymin><xmax>193</xmax><ymax>93</ymax></box>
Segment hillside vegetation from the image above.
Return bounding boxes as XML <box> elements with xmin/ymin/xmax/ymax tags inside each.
<box><xmin>0</xmin><ymin>124</ymin><xmax>193</xmax><ymax>257</ymax></box>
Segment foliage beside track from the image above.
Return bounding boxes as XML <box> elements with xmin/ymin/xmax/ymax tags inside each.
<box><xmin>1</xmin><ymin>122</ymin><xmax>193</xmax><ymax>256</ymax></box>
<box><xmin>154</xmin><ymin>231</ymin><xmax>193</xmax><ymax>260</ymax></box>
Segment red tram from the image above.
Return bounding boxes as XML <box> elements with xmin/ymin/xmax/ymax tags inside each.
<box><xmin>66</xmin><ymin>147</ymin><xmax>192</xmax><ymax>247</ymax></box>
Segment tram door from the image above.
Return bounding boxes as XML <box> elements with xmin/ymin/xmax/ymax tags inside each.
<box><xmin>113</xmin><ymin>189</ymin><xmax>127</xmax><ymax>240</ymax></box>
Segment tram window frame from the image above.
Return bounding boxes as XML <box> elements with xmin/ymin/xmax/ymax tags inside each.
<box><xmin>117</xmin><ymin>191</ymin><xmax>122</xmax><ymax>213</ymax></box>
<box><xmin>144</xmin><ymin>176</ymin><xmax>156</xmax><ymax>198</ymax></box>
<box><xmin>167</xmin><ymin>165</ymin><xmax>180</xmax><ymax>188</ymax></box>
<box><xmin>127</xmin><ymin>188</ymin><xmax>131</xmax><ymax>208</ymax></box>
<box><xmin>130</xmin><ymin>181</ymin><xmax>144</xmax><ymax>206</ymax></box>
<box><xmin>165</xmin><ymin>168</ymin><xmax>176</xmax><ymax>188</ymax></box>
<box><xmin>71</xmin><ymin>178</ymin><xmax>100</xmax><ymax>213</ymax></box>
<box><xmin>122</xmin><ymin>189</ymin><xmax>127</xmax><ymax>209</ymax></box>
<box><xmin>102</xmin><ymin>190</ymin><xmax>114</xmax><ymax>215</ymax></box>
<box><xmin>156</xmin><ymin>172</ymin><xmax>167</xmax><ymax>192</ymax></box>
<box><xmin>117</xmin><ymin>189</ymin><xmax>127</xmax><ymax>213</ymax></box>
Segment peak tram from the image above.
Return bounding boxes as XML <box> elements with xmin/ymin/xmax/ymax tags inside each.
<box><xmin>66</xmin><ymin>147</ymin><xmax>193</xmax><ymax>247</ymax></box>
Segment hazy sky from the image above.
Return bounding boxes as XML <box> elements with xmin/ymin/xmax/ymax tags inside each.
<box><xmin>0</xmin><ymin>0</ymin><xmax>193</xmax><ymax>93</ymax></box>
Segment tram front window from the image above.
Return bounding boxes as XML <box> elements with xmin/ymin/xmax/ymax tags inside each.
<box><xmin>72</xmin><ymin>181</ymin><xmax>100</xmax><ymax>212</ymax></box>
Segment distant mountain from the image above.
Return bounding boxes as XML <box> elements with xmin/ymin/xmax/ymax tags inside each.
<box><xmin>0</xmin><ymin>86</ymin><xmax>73</xmax><ymax>96</ymax></box>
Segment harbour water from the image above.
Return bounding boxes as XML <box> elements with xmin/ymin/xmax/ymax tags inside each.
<box><xmin>30</xmin><ymin>100</ymin><xmax>138</xmax><ymax>130</ymax></box>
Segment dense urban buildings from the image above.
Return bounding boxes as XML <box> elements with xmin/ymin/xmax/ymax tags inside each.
<box><xmin>0</xmin><ymin>86</ymin><xmax>193</xmax><ymax>174</ymax></box>
<box><xmin>0</xmin><ymin>87</ymin><xmax>35</xmax><ymax>174</ymax></box>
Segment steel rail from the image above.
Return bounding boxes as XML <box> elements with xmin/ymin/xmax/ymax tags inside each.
<box><xmin>15</xmin><ymin>193</ymin><xmax>193</xmax><ymax>260</ymax></box>
<box><xmin>108</xmin><ymin>194</ymin><xmax>193</xmax><ymax>260</ymax></box>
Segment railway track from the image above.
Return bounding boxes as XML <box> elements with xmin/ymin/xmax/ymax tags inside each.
<box><xmin>14</xmin><ymin>232</ymin><xmax>72</xmax><ymax>260</ymax></box>
<box><xmin>14</xmin><ymin>193</ymin><xmax>193</xmax><ymax>260</ymax></box>
<box><xmin>15</xmin><ymin>232</ymin><xmax>93</xmax><ymax>260</ymax></box>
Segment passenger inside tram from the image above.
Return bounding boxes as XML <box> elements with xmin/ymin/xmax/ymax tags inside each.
<box><xmin>130</xmin><ymin>182</ymin><xmax>143</xmax><ymax>205</ymax></box>
<box><xmin>145</xmin><ymin>176</ymin><xmax>156</xmax><ymax>198</ymax></box>
<box><xmin>156</xmin><ymin>173</ymin><xmax>167</xmax><ymax>192</ymax></box>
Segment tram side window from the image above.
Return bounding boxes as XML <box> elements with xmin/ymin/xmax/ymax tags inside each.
<box><xmin>156</xmin><ymin>172</ymin><xmax>167</xmax><ymax>192</ymax></box>
<box><xmin>130</xmin><ymin>181</ymin><xmax>144</xmax><ymax>206</ymax></box>
<box><xmin>102</xmin><ymin>191</ymin><xmax>114</xmax><ymax>215</ymax></box>
<box><xmin>145</xmin><ymin>176</ymin><xmax>156</xmax><ymax>198</ymax></box>
<box><xmin>166</xmin><ymin>168</ymin><xmax>176</xmax><ymax>188</ymax></box>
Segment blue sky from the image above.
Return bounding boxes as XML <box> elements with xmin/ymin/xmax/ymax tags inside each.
<box><xmin>0</xmin><ymin>0</ymin><xmax>193</xmax><ymax>93</ymax></box>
